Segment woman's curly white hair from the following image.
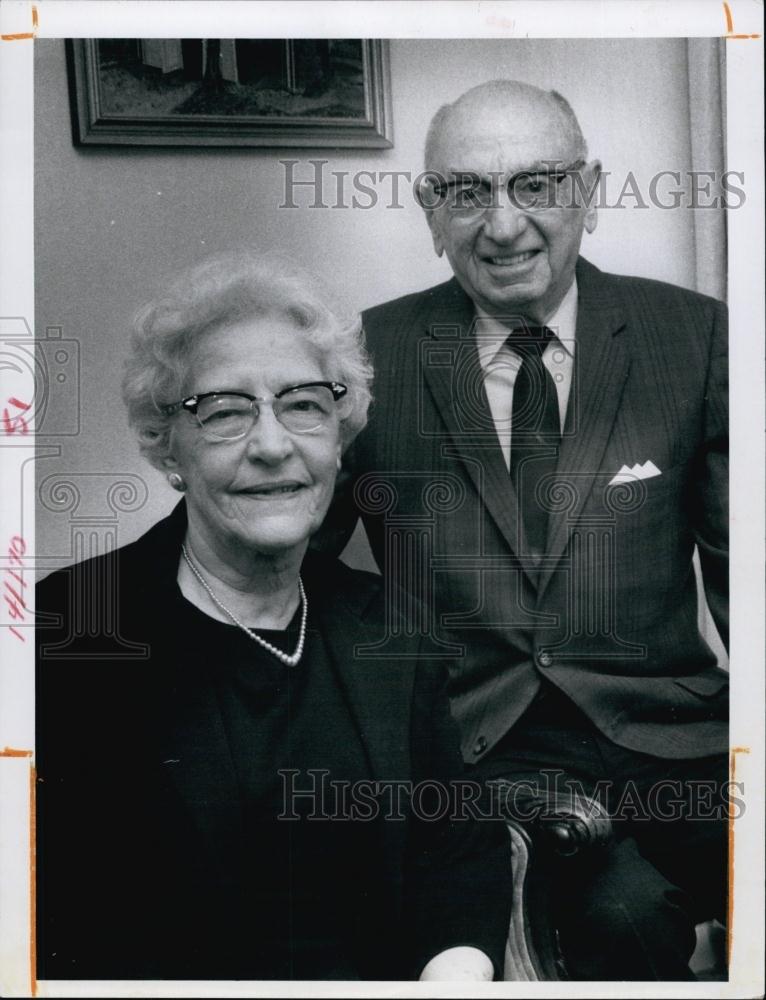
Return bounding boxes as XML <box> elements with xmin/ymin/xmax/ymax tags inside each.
<box><xmin>121</xmin><ymin>252</ymin><xmax>372</xmax><ymax>469</ymax></box>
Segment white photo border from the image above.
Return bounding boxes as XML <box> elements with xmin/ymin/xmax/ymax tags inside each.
<box><xmin>1</xmin><ymin>1</ymin><xmax>762</xmax><ymax>997</ymax></box>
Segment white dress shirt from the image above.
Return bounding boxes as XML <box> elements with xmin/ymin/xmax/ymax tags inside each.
<box><xmin>474</xmin><ymin>279</ymin><xmax>578</xmax><ymax>471</ymax></box>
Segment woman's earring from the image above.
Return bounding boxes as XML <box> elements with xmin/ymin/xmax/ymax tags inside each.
<box><xmin>168</xmin><ymin>472</ymin><xmax>186</xmax><ymax>492</ymax></box>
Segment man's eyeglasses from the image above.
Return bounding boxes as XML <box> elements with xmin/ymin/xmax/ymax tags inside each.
<box><xmin>425</xmin><ymin>160</ymin><xmax>586</xmax><ymax>214</ymax></box>
<box><xmin>161</xmin><ymin>381</ymin><xmax>349</xmax><ymax>442</ymax></box>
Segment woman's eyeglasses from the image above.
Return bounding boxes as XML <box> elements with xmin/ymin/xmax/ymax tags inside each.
<box><xmin>161</xmin><ymin>381</ymin><xmax>348</xmax><ymax>442</ymax></box>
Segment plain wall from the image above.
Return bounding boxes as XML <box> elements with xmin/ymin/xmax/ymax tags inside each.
<box><xmin>35</xmin><ymin>36</ymin><xmax>710</xmax><ymax>564</ymax></box>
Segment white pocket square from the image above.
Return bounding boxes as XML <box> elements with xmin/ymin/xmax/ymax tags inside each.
<box><xmin>608</xmin><ymin>461</ymin><xmax>661</xmax><ymax>485</ymax></box>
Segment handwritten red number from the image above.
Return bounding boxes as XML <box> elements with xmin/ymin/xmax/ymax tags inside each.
<box><xmin>4</xmin><ymin>535</ymin><xmax>28</xmax><ymax>639</ymax></box>
<box><xmin>2</xmin><ymin>397</ymin><xmax>31</xmax><ymax>435</ymax></box>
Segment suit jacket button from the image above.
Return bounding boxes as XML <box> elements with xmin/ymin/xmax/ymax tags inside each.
<box><xmin>474</xmin><ymin>736</ymin><xmax>487</xmax><ymax>755</ymax></box>
<box><xmin>538</xmin><ymin>651</ymin><xmax>553</xmax><ymax>668</ymax></box>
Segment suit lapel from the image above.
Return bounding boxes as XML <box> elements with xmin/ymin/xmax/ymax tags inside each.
<box><xmin>126</xmin><ymin>503</ymin><xmax>247</xmax><ymax>882</ymax></box>
<box><xmin>537</xmin><ymin>260</ymin><xmax>630</xmax><ymax>598</ymax></box>
<box><xmin>310</xmin><ymin>564</ymin><xmax>417</xmax><ymax>903</ymax></box>
<box><xmin>314</xmin><ymin>578</ymin><xmax>414</xmax><ymax>784</ymax></box>
<box><xmin>156</xmin><ymin>659</ymin><xmax>247</xmax><ymax>882</ymax></box>
<box><xmin>419</xmin><ymin>279</ymin><xmax>538</xmax><ymax>583</ymax></box>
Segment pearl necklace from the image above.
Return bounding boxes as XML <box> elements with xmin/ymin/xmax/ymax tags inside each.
<box><xmin>181</xmin><ymin>544</ymin><xmax>307</xmax><ymax>667</ymax></box>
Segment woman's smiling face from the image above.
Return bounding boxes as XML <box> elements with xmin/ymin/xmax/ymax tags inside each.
<box><xmin>164</xmin><ymin>314</ymin><xmax>342</xmax><ymax>564</ymax></box>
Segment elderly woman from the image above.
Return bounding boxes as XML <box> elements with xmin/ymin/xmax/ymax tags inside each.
<box><xmin>36</xmin><ymin>254</ymin><xmax>510</xmax><ymax>982</ymax></box>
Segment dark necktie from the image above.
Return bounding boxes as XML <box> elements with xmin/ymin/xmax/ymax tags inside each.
<box><xmin>508</xmin><ymin>325</ymin><xmax>561</xmax><ymax>559</ymax></box>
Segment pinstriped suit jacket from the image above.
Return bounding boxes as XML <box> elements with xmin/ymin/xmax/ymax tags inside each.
<box><xmin>320</xmin><ymin>257</ymin><xmax>728</xmax><ymax>764</ymax></box>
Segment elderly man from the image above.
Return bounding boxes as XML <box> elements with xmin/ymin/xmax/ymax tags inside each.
<box><xmin>320</xmin><ymin>80</ymin><xmax>728</xmax><ymax>980</ymax></box>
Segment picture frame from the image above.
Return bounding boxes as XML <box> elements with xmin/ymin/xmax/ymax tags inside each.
<box><xmin>66</xmin><ymin>38</ymin><xmax>393</xmax><ymax>148</ymax></box>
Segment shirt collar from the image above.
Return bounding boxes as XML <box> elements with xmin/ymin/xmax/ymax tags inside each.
<box><xmin>475</xmin><ymin>278</ymin><xmax>578</xmax><ymax>371</ymax></box>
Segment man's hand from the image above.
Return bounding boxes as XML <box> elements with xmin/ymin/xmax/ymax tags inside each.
<box><xmin>419</xmin><ymin>945</ymin><xmax>495</xmax><ymax>981</ymax></box>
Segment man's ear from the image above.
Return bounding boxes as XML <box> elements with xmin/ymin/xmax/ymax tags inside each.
<box><xmin>426</xmin><ymin>214</ymin><xmax>445</xmax><ymax>258</ymax></box>
<box><xmin>583</xmin><ymin>159</ymin><xmax>602</xmax><ymax>235</ymax></box>
<box><xmin>416</xmin><ymin>174</ymin><xmax>445</xmax><ymax>258</ymax></box>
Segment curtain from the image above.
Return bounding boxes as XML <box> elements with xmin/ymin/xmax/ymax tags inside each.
<box><xmin>686</xmin><ymin>38</ymin><xmax>727</xmax><ymax>302</ymax></box>
<box><xmin>687</xmin><ymin>38</ymin><xmax>728</xmax><ymax>666</ymax></box>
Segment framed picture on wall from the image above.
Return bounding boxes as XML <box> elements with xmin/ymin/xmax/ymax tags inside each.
<box><xmin>66</xmin><ymin>38</ymin><xmax>393</xmax><ymax>147</ymax></box>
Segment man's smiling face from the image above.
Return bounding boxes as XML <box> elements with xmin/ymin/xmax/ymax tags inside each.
<box><xmin>425</xmin><ymin>88</ymin><xmax>600</xmax><ymax>324</ymax></box>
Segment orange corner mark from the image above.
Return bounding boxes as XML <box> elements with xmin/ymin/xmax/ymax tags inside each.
<box><xmin>727</xmin><ymin>746</ymin><xmax>751</xmax><ymax>966</ymax></box>
<box><xmin>1</xmin><ymin>750</ymin><xmax>37</xmax><ymax>993</ymax></box>
<box><xmin>723</xmin><ymin>1</ymin><xmax>762</xmax><ymax>38</ymax></box>
<box><xmin>0</xmin><ymin>3</ymin><xmax>37</xmax><ymax>41</ymax></box>
<box><xmin>29</xmin><ymin>763</ymin><xmax>37</xmax><ymax>997</ymax></box>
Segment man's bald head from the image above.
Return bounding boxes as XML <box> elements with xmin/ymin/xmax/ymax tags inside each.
<box><xmin>424</xmin><ymin>80</ymin><xmax>587</xmax><ymax>172</ymax></box>
<box><xmin>420</xmin><ymin>79</ymin><xmax>599</xmax><ymax>323</ymax></box>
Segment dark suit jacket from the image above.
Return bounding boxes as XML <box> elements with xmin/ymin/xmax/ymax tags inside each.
<box><xmin>318</xmin><ymin>257</ymin><xmax>728</xmax><ymax>763</ymax></box>
<box><xmin>35</xmin><ymin>501</ymin><xmax>510</xmax><ymax>981</ymax></box>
